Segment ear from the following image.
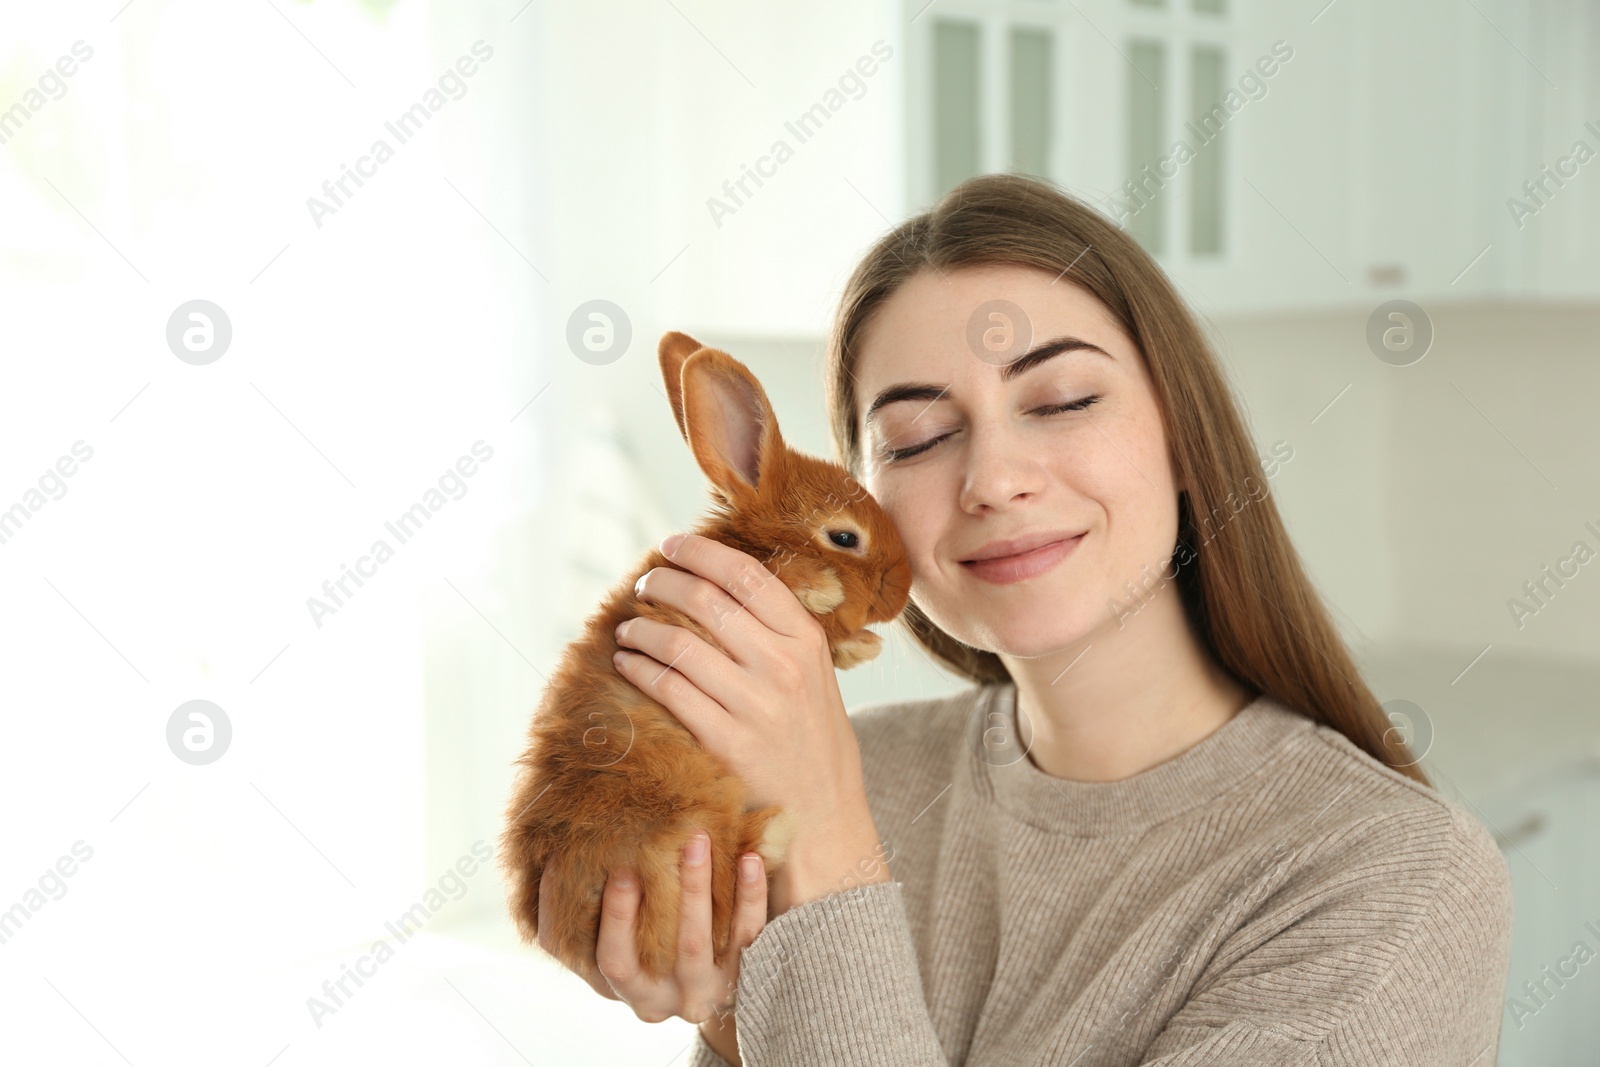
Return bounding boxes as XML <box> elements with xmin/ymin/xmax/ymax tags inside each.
<box><xmin>658</xmin><ymin>331</ymin><xmax>706</xmax><ymax>445</ymax></box>
<box><xmin>680</xmin><ymin>349</ymin><xmax>783</xmax><ymax>500</ymax></box>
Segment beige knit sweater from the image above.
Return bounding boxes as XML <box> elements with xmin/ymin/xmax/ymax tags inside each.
<box><xmin>687</xmin><ymin>681</ymin><xmax>1515</xmax><ymax>1066</ymax></box>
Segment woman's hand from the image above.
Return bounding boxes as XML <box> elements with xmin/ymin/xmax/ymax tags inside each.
<box><xmin>538</xmin><ymin>830</ymin><xmax>767</xmax><ymax>1056</ymax></box>
<box><xmin>612</xmin><ymin>532</ymin><xmax>893</xmax><ymax>914</ymax></box>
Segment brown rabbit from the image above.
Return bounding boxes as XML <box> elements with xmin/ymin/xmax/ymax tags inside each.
<box><xmin>499</xmin><ymin>330</ymin><xmax>913</xmax><ymax>984</ymax></box>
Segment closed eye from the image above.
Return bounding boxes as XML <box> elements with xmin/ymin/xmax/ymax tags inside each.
<box><xmin>881</xmin><ymin>394</ymin><xmax>1102</xmax><ymax>463</ymax></box>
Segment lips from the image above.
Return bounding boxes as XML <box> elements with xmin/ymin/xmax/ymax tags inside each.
<box><xmin>960</xmin><ymin>533</ymin><xmax>1084</xmax><ymax>585</ymax></box>
<box><xmin>961</xmin><ymin>529</ymin><xmax>1082</xmax><ymax>563</ymax></box>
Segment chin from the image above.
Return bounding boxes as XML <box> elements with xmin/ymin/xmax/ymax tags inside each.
<box><xmin>987</xmin><ymin>625</ymin><xmax>1095</xmax><ymax>659</ymax></box>
<box><xmin>936</xmin><ymin>600</ymin><xmax>1099</xmax><ymax>659</ymax></box>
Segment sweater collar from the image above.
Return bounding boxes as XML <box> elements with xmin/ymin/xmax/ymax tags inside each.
<box><xmin>969</xmin><ymin>682</ymin><xmax>1314</xmax><ymax>836</ymax></box>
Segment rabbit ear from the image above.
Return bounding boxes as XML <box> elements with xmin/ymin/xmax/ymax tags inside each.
<box><xmin>657</xmin><ymin>331</ymin><xmax>705</xmax><ymax>445</ymax></box>
<box><xmin>680</xmin><ymin>349</ymin><xmax>782</xmax><ymax>499</ymax></box>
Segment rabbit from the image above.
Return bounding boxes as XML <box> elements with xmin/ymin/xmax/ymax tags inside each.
<box><xmin>499</xmin><ymin>330</ymin><xmax>913</xmax><ymax>984</ymax></box>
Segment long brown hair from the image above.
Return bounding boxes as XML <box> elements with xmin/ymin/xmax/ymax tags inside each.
<box><xmin>824</xmin><ymin>172</ymin><xmax>1429</xmax><ymax>787</ymax></box>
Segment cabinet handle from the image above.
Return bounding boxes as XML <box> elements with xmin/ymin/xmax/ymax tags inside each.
<box><xmin>1493</xmin><ymin>812</ymin><xmax>1548</xmax><ymax>851</ymax></box>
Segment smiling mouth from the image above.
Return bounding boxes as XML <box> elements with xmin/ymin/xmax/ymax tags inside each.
<box><xmin>959</xmin><ymin>529</ymin><xmax>1087</xmax><ymax>565</ymax></box>
<box><xmin>960</xmin><ymin>539</ymin><xmax>1070</xmax><ymax>564</ymax></box>
<box><xmin>959</xmin><ymin>534</ymin><xmax>1085</xmax><ymax>585</ymax></box>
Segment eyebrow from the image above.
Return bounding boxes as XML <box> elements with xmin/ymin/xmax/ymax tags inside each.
<box><xmin>864</xmin><ymin>336</ymin><xmax>1113</xmax><ymax>424</ymax></box>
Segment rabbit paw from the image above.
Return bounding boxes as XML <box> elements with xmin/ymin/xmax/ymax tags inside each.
<box><xmin>830</xmin><ymin>630</ymin><xmax>882</xmax><ymax>669</ymax></box>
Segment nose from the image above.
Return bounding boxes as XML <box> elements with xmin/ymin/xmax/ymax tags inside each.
<box><xmin>873</xmin><ymin>555</ymin><xmax>913</xmax><ymax>619</ymax></box>
<box><xmin>957</xmin><ymin>419</ymin><xmax>1045</xmax><ymax>513</ymax></box>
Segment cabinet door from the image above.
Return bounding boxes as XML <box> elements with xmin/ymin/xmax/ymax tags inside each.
<box><xmin>1495</xmin><ymin>763</ymin><xmax>1600</xmax><ymax>1066</ymax></box>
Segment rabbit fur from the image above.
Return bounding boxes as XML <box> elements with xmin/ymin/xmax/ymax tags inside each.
<box><xmin>499</xmin><ymin>330</ymin><xmax>912</xmax><ymax>982</ymax></box>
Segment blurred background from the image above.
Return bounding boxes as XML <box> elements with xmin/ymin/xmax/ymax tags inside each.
<box><xmin>1</xmin><ymin>0</ymin><xmax>1596</xmax><ymax>1063</ymax></box>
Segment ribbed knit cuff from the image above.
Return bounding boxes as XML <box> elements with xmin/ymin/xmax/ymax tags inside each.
<box><xmin>733</xmin><ymin>878</ymin><xmax>947</xmax><ymax>1066</ymax></box>
<box><xmin>688</xmin><ymin>1030</ymin><xmax>735</xmax><ymax>1067</ymax></box>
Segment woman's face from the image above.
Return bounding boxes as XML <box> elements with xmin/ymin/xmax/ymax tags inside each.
<box><xmin>854</xmin><ymin>262</ymin><xmax>1184</xmax><ymax>658</ymax></box>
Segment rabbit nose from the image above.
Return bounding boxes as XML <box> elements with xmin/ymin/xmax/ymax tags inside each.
<box><xmin>873</xmin><ymin>559</ymin><xmax>911</xmax><ymax>616</ymax></box>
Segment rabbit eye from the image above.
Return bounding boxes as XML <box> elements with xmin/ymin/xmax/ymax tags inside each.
<box><xmin>827</xmin><ymin>530</ymin><xmax>861</xmax><ymax>550</ymax></box>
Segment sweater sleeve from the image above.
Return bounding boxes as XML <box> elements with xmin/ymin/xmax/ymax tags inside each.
<box><xmin>1135</xmin><ymin>806</ymin><xmax>1515</xmax><ymax>1066</ymax></box>
<box><xmin>688</xmin><ymin>1032</ymin><xmax>734</xmax><ymax>1067</ymax></box>
<box><xmin>726</xmin><ymin>877</ymin><xmax>949</xmax><ymax>1066</ymax></box>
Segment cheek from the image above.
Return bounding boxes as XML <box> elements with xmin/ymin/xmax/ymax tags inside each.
<box><xmin>868</xmin><ymin>476</ymin><xmax>942</xmax><ymax>575</ymax></box>
<box><xmin>1081</xmin><ymin>407</ymin><xmax>1181</xmax><ymax>559</ymax></box>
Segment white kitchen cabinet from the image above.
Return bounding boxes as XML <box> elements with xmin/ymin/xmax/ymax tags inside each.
<box><xmin>905</xmin><ymin>0</ymin><xmax>1600</xmax><ymax>316</ymax></box>
<box><xmin>1490</xmin><ymin>757</ymin><xmax>1600</xmax><ymax>1066</ymax></box>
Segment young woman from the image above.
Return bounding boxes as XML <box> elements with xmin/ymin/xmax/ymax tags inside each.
<box><xmin>544</xmin><ymin>173</ymin><xmax>1515</xmax><ymax>1065</ymax></box>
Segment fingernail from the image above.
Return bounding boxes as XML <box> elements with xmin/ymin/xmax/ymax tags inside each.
<box><xmin>659</xmin><ymin>533</ymin><xmax>684</xmax><ymax>558</ymax></box>
<box><xmin>685</xmin><ymin>832</ymin><xmax>707</xmax><ymax>865</ymax></box>
<box><xmin>740</xmin><ymin>854</ymin><xmax>761</xmax><ymax>883</ymax></box>
<box><xmin>613</xmin><ymin>870</ymin><xmax>634</xmax><ymax>890</ymax></box>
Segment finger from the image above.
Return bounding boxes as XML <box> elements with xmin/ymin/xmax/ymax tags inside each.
<box><xmin>540</xmin><ymin>864</ymin><xmax>620</xmax><ymax>1002</ymax></box>
<box><xmin>613</xmin><ymin>615</ymin><xmax>745</xmax><ymax>726</ymax></box>
<box><xmin>576</xmin><ymin>953</ymin><xmax>620</xmax><ymax>1001</ymax></box>
<box><xmin>721</xmin><ymin>852</ymin><xmax>766</xmax><ymax>995</ymax></box>
<box><xmin>730</xmin><ymin>852</ymin><xmax>768</xmax><ymax>955</ymax></box>
<box><xmin>631</xmin><ymin>565</ymin><xmax>769</xmax><ymax>672</ymax></box>
<box><xmin>675</xmin><ymin>830</ymin><xmax>722</xmax><ymax>1025</ymax></box>
<box><xmin>658</xmin><ymin>532</ymin><xmax>816</xmax><ymax>640</ymax></box>
<box><xmin>594</xmin><ymin>868</ymin><xmax>647</xmax><ymax>1000</ymax></box>
<box><xmin>703</xmin><ymin>851</ymin><xmax>765</xmax><ymax>1031</ymax></box>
